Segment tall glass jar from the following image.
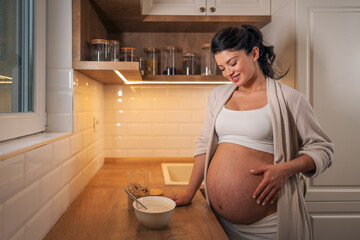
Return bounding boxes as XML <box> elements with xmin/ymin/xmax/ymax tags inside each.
<box><xmin>120</xmin><ymin>47</ymin><xmax>136</xmax><ymax>62</ymax></box>
<box><xmin>144</xmin><ymin>47</ymin><xmax>160</xmax><ymax>75</ymax></box>
<box><xmin>201</xmin><ymin>43</ymin><xmax>217</xmax><ymax>75</ymax></box>
<box><xmin>127</xmin><ymin>169</ymin><xmax>151</xmax><ymax>211</ymax></box>
<box><xmin>161</xmin><ymin>46</ymin><xmax>182</xmax><ymax>75</ymax></box>
<box><xmin>183</xmin><ymin>53</ymin><xmax>196</xmax><ymax>75</ymax></box>
<box><xmin>109</xmin><ymin>40</ymin><xmax>120</xmax><ymax>61</ymax></box>
<box><xmin>90</xmin><ymin>39</ymin><xmax>109</xmax><ymax>61</ymax></box>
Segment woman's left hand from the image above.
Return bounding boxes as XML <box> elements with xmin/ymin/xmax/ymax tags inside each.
<box><xmin>250</xmin><ymin>164</ymin><xmax>289</xmax><ymax>206</ymax></box>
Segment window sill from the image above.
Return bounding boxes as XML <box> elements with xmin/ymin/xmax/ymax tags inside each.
<box><xmin>0</xmin><ymin>132</ymin><xmax>72</xmax><ymax>161</ymax></box>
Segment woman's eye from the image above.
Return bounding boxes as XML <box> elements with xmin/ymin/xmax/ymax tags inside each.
<box><xmin>219</xmin><ymin>67</ymin><xmax>225</xmax><ymax>72</ymax></box>
<box><xmin>230</xmin><ymin>61</ymin><xmax>237</xmax><ymax>67</ymax></box>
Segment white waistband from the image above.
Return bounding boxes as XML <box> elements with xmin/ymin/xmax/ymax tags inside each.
<box><xmin>221</xmin><ymin>212</ymin><xmax>278</xmax><ymax>234</ymax></box>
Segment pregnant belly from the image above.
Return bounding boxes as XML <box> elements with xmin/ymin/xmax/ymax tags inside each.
<box><xmin>206</xmin><ymin>143</ymin><xmax>277</xmax><ymax>224</ymax></box>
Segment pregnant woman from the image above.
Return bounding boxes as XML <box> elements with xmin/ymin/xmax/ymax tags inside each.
<box><xmin>170</xmin><ymin>25</ymin><xmax>334</xmax><ymax>240</ymax></box>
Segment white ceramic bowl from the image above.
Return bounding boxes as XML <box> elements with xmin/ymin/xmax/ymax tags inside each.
<box><xmin>133</xmin><ymin>196</ymin><xmax>176</xmax><ymax>229</ymax></box>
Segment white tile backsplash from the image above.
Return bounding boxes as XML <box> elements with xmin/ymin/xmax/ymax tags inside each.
<box><xmin>52</xmin><ymin>184</ymin><xmax>70</xmax><ymax>224</ymax></box>
<box><xmin>26</xmin><ymin>145</ymin><xmax>52</xmax><ymax>184</ymax></box>
<box><xmin>77</xmin><ymin>149</ymin><xmax>89</xmax><ymax>170</ymax></box>
<box><xmin>24</xmin><ymin>202</ymin><xmax>52</xmax><ymax>240</ymax></box>
<box><xmin>46</xmin><ymin>69</ymin><xmax>73</xmax><ymax>91</ymax></box>
<box><xmin>4</xmin><ymin>182</ymin><xmax>40</xmax><ymax>238</ymax></box>
<box><xmin>87</xmin><ymin>144</ymin><xmax>96</xmax><ymax>161</ymax></box>
<box><xmin>82</xmin><ymin>129</ymin><xmax>94</xmax><ymax>148</ymax></box>
<box><xmin>126</xmin><ymin>124</ymin><xmax>153</xmax><ymax>136</ymax></box>
<box><xmin>166</xmin><ymin>137</ymin><xmax>194</xmax><ymax>148</ymax></box>
<box><xmin>178</xmin><ymin>123</ymin><xmax>203</xmax><ymax>136</ymax></box>
<box><xmin>139</xmin><ymin>110</ymin><xmax>166</xmax><ymax>122</ymax></box>
<box><xmin>166</xmin><ymin>111</ymin><xmax>192</xmax><ymax>123</ymax></box>
<box><xmin>70</xmin><ymin>133</ymin><xmax>83</xmax><ymax>156</ymax></box>
<box><xmin>140</xmin><ymin>137</ymin><xmax>167</xmax><ymax>149</ymax></box>
<box><xmin>40</xmin><ymin>167</ymin><xmax>62</xmax><ymax>206</ymax></box>
<box><xmin>104</xmin><ymin>84</ymin><xmax>214</xmax><ymax>158</ymax></box>
<box><xmin>46</xmin><ymin>113</ymin><xmax>73</xmax><ymax>132</ymax></box>
<box><xmin>46</xmin><ymin>0</ymin><xmax>72</xmax><ymax>69</ymax></box>
<box><xmin>46</xmin><ymin>91</ymin><xmax>73</xmax><ymax>113</ymax></box>
<box><xmin>62</xmin><ymin>156</ymin><xmax>80</xmax><ymax>185</ymax></box>
<box><xmin>69</xmin><ymin>169</ymin><xmax>87</xmax><ymax>202</ymax></box>
<box><xmin>150</xmin><ymin>124</ymin><xmax>178</xmax><ymax>136</ymax></box>
<box><xmin>52</xmin><ymin>137</ymin><xmax>71</xmax><ymax>168</ymax></box>
<box><xmin>1</xmin><ymin>69</ymin><xmax>104</xmax><ymax>239</ymax></box>
<box><xmin>152</xmin><ymin>97</ymin><xmax>179</xmax><ymax>110</ymax></box>
<box><xmin>0</xmin><ymin>154</ymin><xmax>25</xmax><ymax>203</ymax></box>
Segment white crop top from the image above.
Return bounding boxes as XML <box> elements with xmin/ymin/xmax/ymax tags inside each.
<box><xmin>215</xmin><ymin>104</ymin><xmax>274</xmax><ymax>154</ymax></box>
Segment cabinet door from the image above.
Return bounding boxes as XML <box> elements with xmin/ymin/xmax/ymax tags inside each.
<box><xmin>141</xmin><ymin>0</ymin><xmax>270</xmax><ymax>16</ymax></box>
<box><xmin>142</xmin><ymin>0</ymin><xmax>207</xmax><ymax>15</ymax></box>
<box><xmin>297</xmin><ymin>0</ymin><xmax>360</xmax><ymax>239</ymax></box>
<box><xmin>206</xmin><ymin>0</ymin><xmax>270</xmax><ymax>16</ymax></box>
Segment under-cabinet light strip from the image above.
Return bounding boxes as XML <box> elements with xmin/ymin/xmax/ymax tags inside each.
<box><xmin>0</xmin><ymin>75</ymin><xmax>13</xmax><ymax>80</ymax></box>
<box><xmin>114</xmin><ymin>70</ymin><xmax>230</xmax><ymax>85</ymax></box>
<box><xmin>0</xmin><ymin>81</ymin><xmax>12</xmax><ymax>84</ymax></box>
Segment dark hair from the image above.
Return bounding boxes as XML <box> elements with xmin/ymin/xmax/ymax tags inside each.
<box><xmin>211</xmin><ymin>25</ymin><xmax>287</xmax><ymax>80</ymax></box>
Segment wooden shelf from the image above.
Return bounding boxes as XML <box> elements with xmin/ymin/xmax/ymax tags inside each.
<box><xmin>141</xmin><ymin>75</ymin><xmax>229</xmax><ymax>84</ymax></box>
<box><xmin>73</xmin><ymin>61</ymin><xmax>229</xmax><ymax>84</ymax></box>
<box><xmin>73</xmin><ymin>61</ymin><xmax>141</xmax><ymax>84</ymax></box>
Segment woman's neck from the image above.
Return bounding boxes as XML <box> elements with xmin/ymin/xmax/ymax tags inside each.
<box><xmin>237</xmin><ymin>75</ymin><xmax>266</xmax><ymax>93</ymax></box>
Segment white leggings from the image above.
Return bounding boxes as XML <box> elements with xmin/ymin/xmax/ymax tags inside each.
<box><xmin>218</xmin><ymin>212</ymin><xmax>278</xmax><ymax>240</ymax></box>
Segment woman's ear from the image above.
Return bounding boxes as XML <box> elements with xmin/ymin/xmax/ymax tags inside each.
<box><xmin>252</xmin><ymin>46</ymin><xmax>260</xmax><ymax>61</ymax></box>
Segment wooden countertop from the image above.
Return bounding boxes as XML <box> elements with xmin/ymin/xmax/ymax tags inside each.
<box><xmin>44</xmin><ymin>158</ymin><xmax>227</xmax><ymax>240</ymax></box>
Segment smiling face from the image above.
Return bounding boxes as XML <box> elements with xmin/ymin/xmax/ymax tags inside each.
<box><xmin>214</xmin><ymin>47</ymin><xmax>264</xmax><ymax>88</ymax></box>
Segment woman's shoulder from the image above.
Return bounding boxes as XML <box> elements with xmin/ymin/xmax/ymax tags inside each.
<box><xmin>209</xmin><ymin>84</ymin><xmax>236</xmax><ymax>97</ymax></box>
<box><xmin>270</xmin><ymin>79</ymin><xmax>304</xmax><ymax>104</ymax></box>
<box><xmin>207</xmin><ymin>84</ymin><xmax>236</xmax><ymax>108</ymax></box>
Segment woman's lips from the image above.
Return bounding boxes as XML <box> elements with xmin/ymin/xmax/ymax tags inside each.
<box><xmin>231</xmin><ymin>74</ymin><xmax>240</xmax><ymax>83</ymax></box>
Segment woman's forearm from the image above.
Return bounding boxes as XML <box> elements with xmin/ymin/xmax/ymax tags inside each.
<box><xmin>282</xmin><ymin>154</ymin><xmax>316</xmax><ymax>178</ymax></box>
<box><xmin>186</xmin><ymin>154</ymin><xmax>206</xmax><ymax>197</ymax></box>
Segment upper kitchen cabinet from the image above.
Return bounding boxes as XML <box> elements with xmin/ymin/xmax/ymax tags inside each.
<box><xmin>142</xmin><ymin>0</ymin><xmax>270</xmax><ymax>16</ymax></box>
<box><xmin>73</xmin><ymin>0</ymin><xmax>271</xmax><ymax>84</ymax></box>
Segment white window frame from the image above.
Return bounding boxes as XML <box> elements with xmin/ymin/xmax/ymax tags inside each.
<box><xmin>0</xmin><ymin>0</ymin><xmax>46</xmax><ymax>142</ymax></box>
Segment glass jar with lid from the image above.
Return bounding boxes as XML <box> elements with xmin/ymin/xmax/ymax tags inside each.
<box><xmin>138</xmin><ymin>57</ymin><xmax>144</xmax><ymax>76</ymax></box>
<box><xmin>161</xmin><ymin>46</ymin><xmax>182</xmax><ymax>75</ymax></box>
<box><xmin>120</xmin><ymin>47</ymin><xmax>136</xmax><ymax>62</ymax></box>
<box><xmin>201</xmin><ymin>43</ymin><xmax>217</xmax><ymax>75</ymax></box>
<box><xmin>144</xmin><ymin>47</ymin><xmax>160</xmax><ymax>75</ymax></box>
<box><xmin>183</xmin><ymin>53</ymin><xmax>196</xmax><ymax>75</ymax></box>
<box><xmin>90</xmin><ymin>39</ymin><xmax>109</xmax><ymax>61</ymax></box>
<box><xmin>109</xmin><ymin>40</ymin><xmax>120</xmax><ymax>61</ymax></box>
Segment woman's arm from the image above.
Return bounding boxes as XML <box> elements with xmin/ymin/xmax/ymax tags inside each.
<box><xmin>169</xmin><ymin>154</ymin><xmax>206</xmax><ymax>206</ymax></box>
<box><xmin>250</xmin><ymin>154</ymin><xmax>315</xmax><ymax>206</ymax></box>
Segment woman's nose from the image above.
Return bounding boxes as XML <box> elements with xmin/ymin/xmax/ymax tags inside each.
<box><xmin>225</xmin><ymin>67</ymin><xmax>234</xmax><ymax>77</ymax></box>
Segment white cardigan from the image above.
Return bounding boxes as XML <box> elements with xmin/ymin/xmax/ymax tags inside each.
<box><xmin>194</xmin><ymin>78</ymin><xmax>334</xmax><ymax>240</ymax></box>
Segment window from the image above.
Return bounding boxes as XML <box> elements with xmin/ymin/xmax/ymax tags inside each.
<box><xmin>0</xmin><ymin>0</ymin><xmax>45</xmax><ymax>142</ymax></box>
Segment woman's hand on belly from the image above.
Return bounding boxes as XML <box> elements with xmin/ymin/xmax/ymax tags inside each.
<box><xmin>250</xmin><ymin>154</ymin><xmax>317</xmax><ymax>206</ymax></box>
<box><xmin>250</xmin><ymin>164</ymin><xmax>289</xmax><ymax>206</ymax></box>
